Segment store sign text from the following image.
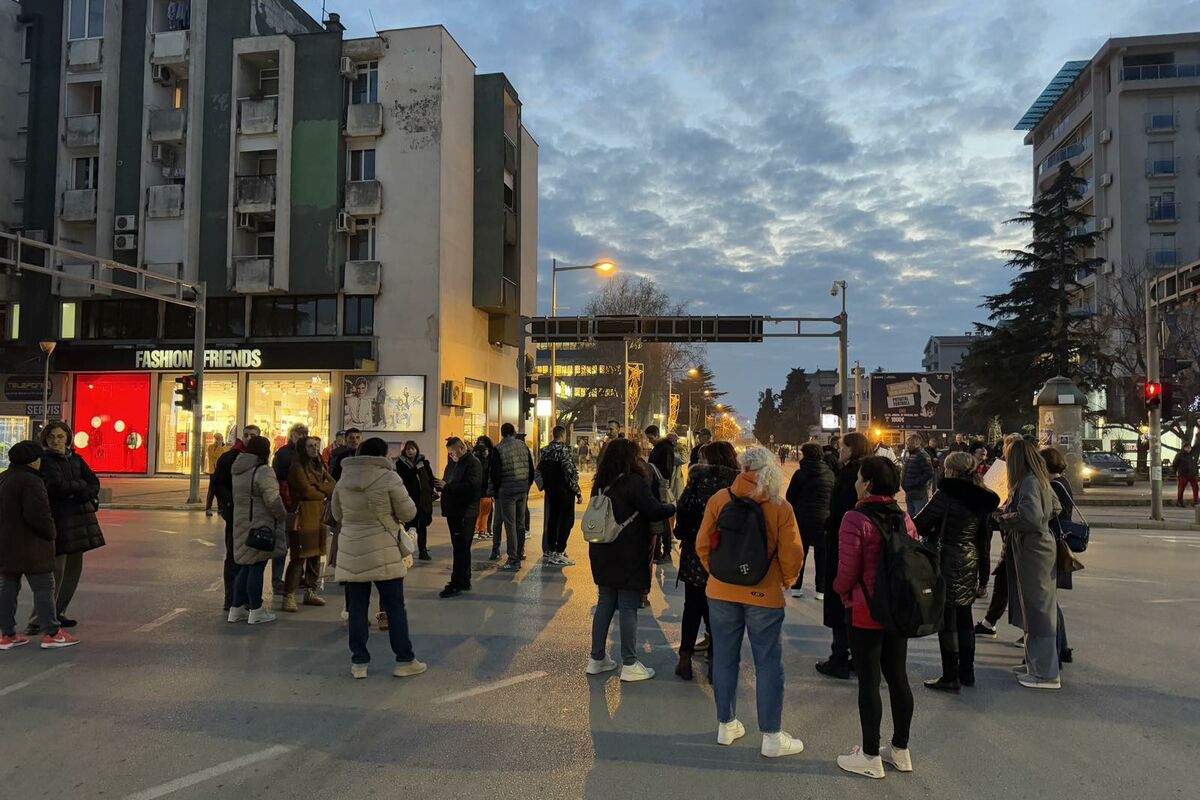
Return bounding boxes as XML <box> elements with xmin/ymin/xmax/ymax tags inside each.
<box><xmin>134</xmin><ymin>349</ymin><xmax>264</xmax><ymax>370</ymax></box>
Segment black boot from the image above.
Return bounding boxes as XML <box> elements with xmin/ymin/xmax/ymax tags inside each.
<box><xmin>675</xmin><ymin>650</ymin><xmax>694</xmax><ymax>681</ymax></box>
<box><xmin>815</xmin><ymin>659</ymin><xmax>851</xmax><ymax>680</ymax></box>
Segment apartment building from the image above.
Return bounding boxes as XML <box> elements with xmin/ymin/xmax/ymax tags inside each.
<box><xmin>0</xmin><ymin>2</ymin><xmax>537</xmax><ymax>474</ymax></box>
<box><xmin>0</xmin><ymin>0</ymin><xmax>29</xmax><ymax>234</ymax></box>
<box><xmin>921</xmin><ymin>334</ymin><xmax>977</xmax><ymax>373</ymax></box>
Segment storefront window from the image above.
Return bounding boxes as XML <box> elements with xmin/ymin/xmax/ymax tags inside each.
<box><xmin>72</xmin><ymin>373</ymin><xmax>150</xmax><ymax>473</ymax></box>
<box><xmin>463</xmin><ymin>379</ymin><xmax>487</xmax><ymax>443</ymax></box>
<box><xmin>0</xmin><ymin>416</ymin><xmax>31</xmax><ymax>469</ymax></box>
<box><xmin>247</xmin><ymin>373</ymin><xmax>331</xmax><ymax>453</ymax></box>
<box><xmin>156</xmin><ymin>373</ymin><xmax>240</xmax><ymax>474</ymax></box>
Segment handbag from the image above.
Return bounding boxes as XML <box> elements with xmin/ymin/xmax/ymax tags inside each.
<box><xmin>1056</xmin><ymin>536</ymin><xmax>1084</xmax><ymax>573</ymax></box>
<box><xmin>1051</xmin><ymin>478</ymin><xmax>1090</xmax><ymax>553</ymax></box>
<box><xmin>245</xmin><ymin>466</ymin><xmax>277</xmax><ymax>552</ymax></box>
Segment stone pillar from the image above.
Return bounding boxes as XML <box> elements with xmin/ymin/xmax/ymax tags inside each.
<box><xmin>1035</xmin><ymin>376</ymin><xmax>1088</xmax><ymax>492</ymax></box>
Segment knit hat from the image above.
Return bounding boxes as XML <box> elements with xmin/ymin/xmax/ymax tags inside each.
<box><xmin>8</xmin><ymin>440</ymin><xmax>44</xmax><ymax>466</ymax></box>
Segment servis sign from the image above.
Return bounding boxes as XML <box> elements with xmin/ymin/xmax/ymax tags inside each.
<box><xmin>134</xmin><ymin>348</ymin><xmax>264</xmax><ymax>370</ymax></box>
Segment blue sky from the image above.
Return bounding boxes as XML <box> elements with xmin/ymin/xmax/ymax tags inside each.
<box><xmin>304</xmin><ymin>0</ymin><xmax>1199</xmax><ymax>416</ymax></box>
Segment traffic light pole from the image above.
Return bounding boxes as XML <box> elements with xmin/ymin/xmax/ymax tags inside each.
<box><xmin>1146</xmin><ymin>280</ymin><xmax>1163</xmax><ymax>521</ymax></box>
<box><xmin>187</xmin><ymin>282</ymin><xmax>207</xmax><ymax>505</ymax></box>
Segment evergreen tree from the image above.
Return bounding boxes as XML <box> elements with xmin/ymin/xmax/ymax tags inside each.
<box><xmin>753</xmin><ymin>388</ymin><xmax>782</xmax><ymax>444</ymax></box>
<box><xmin>778</xmin><ymin>368</ymin><xmax>818</xmax><ymax>442</ymax></box>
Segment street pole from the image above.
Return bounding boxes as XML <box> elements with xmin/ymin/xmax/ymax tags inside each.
<box><xmin>1146</xmin><ymin>279</ymin><xmax>1163</xmax><ymax>521</ymax></box>
<box><xmin>186</xmin><ymin>282</ymin><xmax>207</xmax><ymax>505</ymax></box>
<box><xmin>854</xmin><ymin>360</ymin><xmax>862</xmax><ymax>432</ymax></box>
<box><xmin>624</xmin><ymin>339</ymin><xmax>630</xmax><ymax>435</ymax></box>
<box><xmin>38</xmin><ymin>341</ymin><xmax>57</xmax><ymax>428</ymax></box>
<box><xmin>837</xmin><ymin>284</ymin><xmax>848</xmax><ymax>437</ymax></box>
<box><xmin>550</xmin><ymin>258</ymin><xmax>558</xmax><ymax>427</ymax></box>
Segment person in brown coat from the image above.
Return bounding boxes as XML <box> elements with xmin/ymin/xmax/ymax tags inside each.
<box><xmin>1</xmin><ymin>441</ymin><xmax>79</xmax><ymax>650</ymax></box>
<box><xmin>283</xmin><ymin>436</ymin><xmax>336</xmax><ymax>612</ymax></box>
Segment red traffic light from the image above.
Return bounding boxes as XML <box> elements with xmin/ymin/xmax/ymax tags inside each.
<box><xmin>1145</xmin><ymin>381</ymin><xmax>1163</xmax><ymax>409</ymax></box>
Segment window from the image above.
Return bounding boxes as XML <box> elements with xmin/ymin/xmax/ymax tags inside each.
<box><xmin>61</xmin><ymin>302</ymin><xmax>78</xmax><ymax>339</ymax></box>
<box><xmin>173</xmin><ymin>80</ymin><xmax>188</xmax><ymax>110</ymax></box>
<box><xmin>351</xmin><ymin>61</ymin><xmax>378</xmax><ymax>105</ymax></box>
<box><xmin>344</xmin><ymin>296</ymin><xmax>374</xmax><ymax>335</ymax></box>
<box><xmin>348</xmin><ymin>218</ymin><xmax>376</xmax><ymax>260</ymax></box>
<box><xmin>251</xmin><ymin>296</ymin><xmax>337</xmax><ymax>337</ymax></box>
<box><xmin>503</xmin><ymin>184</ymin><xmax>515</xmax><ymax>210</ymax></box>
<box><xmin>207</xmin><ymin>297</ymin><xmax>246</xmax><ymax>338</ymax></box>
<box><xmin>79</xmin><ymin>299</ymin><xmax>157</xmax><ymax>339</ymax></box>
<box><xmin>259</xmin><ymin>67</ymin><xmax>279</xmax><ymax>96</ymax></box>
<box><xmin>22</xmin><ymin>25</ymin><xmax>33</xmax><ymax>61</ymax></box>
<box><xmin>72</xmin><ymin>156</ymin><xmax>98</xmax><ymax>190</ymax></box>
<box><xmin>257</xmin><ymin>155</ymin><xmax>277</xmax><ymax>176</ymax></box>
<box><xmin>348</xmin><ymin>148</ymin><xmax>376</xmax><ymax>181</ymax></box>
<box><xmin>69</xmin><ymin>0</ymin><xmax>104</xmax><ymax>40</ymax></box>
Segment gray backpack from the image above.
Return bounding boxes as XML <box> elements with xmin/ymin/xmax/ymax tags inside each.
<box><xmin>581</xmin><ymin>479</ymin><xmax>638</xmax><ymax>544</ymax></box>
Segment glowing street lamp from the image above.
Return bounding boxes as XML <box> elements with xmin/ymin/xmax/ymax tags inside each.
<box><xmin>550</xmin><ymin>258</ymin><xmax>618</xmax><ymax>426</ymax></box>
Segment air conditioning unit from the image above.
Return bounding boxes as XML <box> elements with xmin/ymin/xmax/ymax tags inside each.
<box><xmin>162</xmin><ymin>166</ymin><xmax>185</xmax><ymax>179</ymax></box>
<box><xmin>150</xmin><ymin>143</ymin><xmax>170</xmax><ymax>163</ymax></box>
<box><xmin>115</xmin><ymin>214</ymin><xmax>136</xmax><ymax>232</ymax></box>
<box><xmin>1101</xmin><ymin>261</ymin><xmax>1115</xmax><ymax>275</ymax></box>
<box><xmin>1100</xmin><ymin>217</ymin><xmax>1114</xmax><ymax>231</ymax></box>
<box><xmin>236</xmin><ymin>212</ymin><xmax>256</xmax><ymax>231</ymax></box>
<box><xmin>335</xmin><ymin>210</ymin><xmax>355</xmax><ymax>233</ymax></box>
<box><xmin>441</xmin><ymin>380</ymin><xmax>465</xmax><ymax>407</ymax></box>
<box><xmin>339</xmin><ymin>56</ymin><xmax>356</xmax><ymax>78</ymax></box>
<box><xmin>1099</xmin><ymin>129</ymin><xmax>1112</xmax><ymax>144</ymax></box>
<box><xmin>151</xmin><ymin>64</ymin><xmax>172</xmax><ymax>86</ymax></box>
<box><xmin>1100</xmin><ymin>173</ymin><xmax>1113</xmax><ymax>187</ymax></box>
<box><xmin>114</xmin><ymin>233</ymin><xmax>137</xmax><ymax>251</ymax></box>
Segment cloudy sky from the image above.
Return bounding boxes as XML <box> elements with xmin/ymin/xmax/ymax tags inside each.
<box><xmin>306</xmin><ymin>0</ymin><xmax>1197</xmax><ymax>417</ymax></box>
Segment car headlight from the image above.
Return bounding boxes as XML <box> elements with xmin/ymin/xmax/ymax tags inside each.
<box><xmin>1081</xmin><ymin>467</ymin><xmax>1094</xmax><ymax>477</ymax></box>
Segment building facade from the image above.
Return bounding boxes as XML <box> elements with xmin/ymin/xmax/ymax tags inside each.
<box><xmin>0</xmin><ymin>2</ymin><xmax>536</xmax><ymax>474</ymax></box>
<box><xmin>921</xmin><ymin>334</ymin><xmax>977</xmax><ymax>373</ymax></box>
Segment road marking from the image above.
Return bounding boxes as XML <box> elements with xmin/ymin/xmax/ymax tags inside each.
<box><xmin>191</xmin><ymin>538</ymin><xmax>216</xmax><ymax>548</ymax></box>
<box><xmin>1145</xmin><ymin>598</ymin><xmax>1200</xmax><ymax>604</ymax></box>
<box><xmin>203</xmin><ymin>578</ymin><xmax>223</xmax><ymax>592</ymax></box>
<box><xmin>432</xmin><ymin>671</ymin><xmax>548</xmax><ymax>704</ymax></box>
<box><xmin>153</xmin><ymin>529</ymin><xmax>176</xmax><ymax>535</ymax></box>
<box><xmin>0</xmin><ymin>662</ymin><xmax>74</xmax><ymax>697</ymax></box>
<box><xmin>1074</xmin><ymin>576</ymin><xmax>1157</xmax><ymax>583</ymax></box>
<box><xmin>134</xmin><ymin>608</ymin><xmax>189</xmax><ymax>632</ymax></box>
<box><xmin>122</xmin><ymin>744</ymin><xmax>294</xmax><ymax>800</ymax></box>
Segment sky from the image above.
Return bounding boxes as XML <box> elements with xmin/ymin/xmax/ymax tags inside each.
<box><xmin>303</xmin><ymin>0</ymin><xmax>1200</xmax><ymax>417</ymax></box>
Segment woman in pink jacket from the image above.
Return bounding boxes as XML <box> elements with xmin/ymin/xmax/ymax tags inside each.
<box><xmin>832</xmin><ymin>456</ymin><xmax>919</xmax><ymax>781</ymax></box>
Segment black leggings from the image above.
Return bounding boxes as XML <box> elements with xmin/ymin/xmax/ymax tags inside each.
<box><xmin>848</xmin><ymin>626</ymin><xmax>913</xmax><ymax>757</ymax></box>
<box><xmin>680</xmin><ymin>582</ymin><xmax>709</xmax><ymax>653</ymax></box>
<box><xmin>938</xmin><ymin>604</ymin><xmax>975</xmax><ymax>681</ymax></box>
<box><xmin>985</xmin><ymin>555</ymin><xmax>1009</xmax><ymax>626</ymax></box>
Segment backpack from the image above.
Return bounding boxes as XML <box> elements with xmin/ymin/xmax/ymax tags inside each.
<box><xmin>581</xmin><ymin>478</ymin><xmax>639</xmax><ymax>544</ymax></box>
<box><xmin>646</xmin><ymin>461</ymin><xmax>675</xmax><ymax>504</ymax></box>
<box><xmin>708</xmin><ymin>490</ymin><xmax>771</xmax><ymax>586</ymax></box>
<box><xmin>857</xmin><ymin>503</ymin><xmax>944</xmax><ymax>637</ymax></box>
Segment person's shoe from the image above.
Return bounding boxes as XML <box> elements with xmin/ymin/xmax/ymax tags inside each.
<box><xmin>40</xmin><ymin>629</ymin><xmax>80</xmax><ymax>649</ymax></box>
<box><xmin>790</xmin><ymin>588</ymin><xmax>805</xmax><ymax>599</ymax></box>
<box><xmin>1013</xmin><ymin>635</ymin><xmax>1025</xmax><ymax>648</ymax></box>
<box><xmin>281</xmin><ymin>594</ymin><xmax>299</xmax><ymax>613</ymax></box>
<box><xmin>1017</xmin><ymin>673</ymin><xmax>1061</xmax><ymax>690</ymax></box>
<box><xmin>761</xmin><ymin>732</ymin><xmax>805</xmax><ymax>758</ymax></box>
<box><xmin>489</xmin><ymin>551</ymin><xmax>501</xmax><ymax>562</ymax></box>
<box><xmin>837</xmin><ymin>746</ymin><xmax>885</xmax><ymax>779</ymax></box>
<box><xmin>339</xmin><ymin>608</ymin><xmax>349</xmax><ymax>629</ymax></box>
<box><xmin>247</xmin><ymin>607</ymin><xmax>276</xmax><ymax>625</ymax></box>
<box><xmin>816</xmin><ymin>659</ymin><xmax>851</xmax><ymax>680</ymax></box>
<box><xmin>716</xmin><ymin>719</ymin><xmax>745</xmax><ymax>746</ymax></box>
<box><xmin>302</xmin><ymin>589</ymin><xmax>326</xmax><ymax>607</ymax></box>
<box><xmin>620</xmin><ymin>661</ymin><xmax>655</xmax><ymax>682</ymax></box>
<box><xmin>1060</xmin><ymin>648</ymin><xmax>1073</xmax><ymax>664</ymax></box>
<box><xmin>880</xmin><ymin>743</ymin><xmax>913</xmax><ymax>772</ymax></box>
<box><xmin>57</xmin><ymin>616</ymin><xmax>77</xmax><ymax>628</ymax></box>
<box><xmin>227</xmin><ymin>606</ymin><xmax>250</xmax><ymax>623</ymax></box>
<box><xmin>376</xmin><ymin>612</ymin><xmax>389</xmax><ymax>631</ymax></box>
<box><xmin>675</xmin><ymin>650</ymin><xmax>694</xmax><ymax>681</ymax></box>
<box><xmin>923</xmin><ymin>677</ymin><xmax>960</xmax><ymax>694</ymax></box>
<box><xmin>639</xmin><ymin>596</ymin><xmax>650</xmax><ymax>609</ymax></box>
<box><xmin>976</xmin><ymin>587</ymin><xmax>988</xmax><ymax>599</ymax></box>
<box><xmin>394</xmin><ymin>660</ymin><xmax>428</xmax><ymax>678</ymax></box>
<box><xmin>0</xmin><ymin>633</ymin><xmax>30</xmax><ymax>650</ymax></box>
<box><xmin>205</xmin><ymin>509</ymin><xmax>214</xmax><ymax>517</ymax></box>
<box><xmin>814</xmin><ymin>591</ymin><xmax>825</xmax><ymax>601</ymax></box>
<box><xmin>586</xmin><ymin>656</ymin><xmax>618</xmax><ymax>675</ymax></box>
<box><xmin>439</xmin><ymin>584</ymin><xmax>462</xmax><ymax>599</ymax></box>
<box><xmin>973</xmin><ymin>622</ymin><xmax>997</xmax><ymax>638</ymax></box>
<box><xmin>418</xmin><ymin>550</ymin><xmax>432</xmax><ymax>561</ymax></box>
<box><xmin>556</xmin><ymin>553</ymin><xmax>576</xmax><ymax>566</ymax></box>
<box><xmin>1011</xmin><ymin>662</ymin><xmax>1027</xmax><ymax>675</ymax></box>
<box><xmin>695</xmin><ymin>636</ymin><xmax>711</xmax><ymax>653</ymax></box>
<box><xmin>960</xmin><ymin>672</ymin><xmax>976</xmax><ymax>687</ymax></box>
<box><xmin>351</xmin><ymin>664</ymin><xmax>368</xmax><ymax>679</ymax></box>
<box><xmin>501</xmin><ymin>560</ymin><xmax>520</xmax><ymax>571</ymax></box>
<box><xmin>272</xmin><ymin>581</ymin><xmax>286</xmax><ymax>594</ymax></box>
<box><xmin>23</xmin><ymin>623</ymin><xmax>39</xmax><ymax>636</ymax></box>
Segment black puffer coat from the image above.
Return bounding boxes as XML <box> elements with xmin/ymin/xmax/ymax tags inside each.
<box><xmin>397</xmin><ymin>455</ymin><xmax>436</xmax><ymax>528</ymax></box>
<box><xmin>39</xmin><ymin>449</ymin><xmax>105</xmax><ymax>556</ymax></box>
<box><xmin>823</xmin><ymin>457</ymin><xmax>863</xmax><ymax>628</ymax></box>
<box><xmin>786</xmin><ymin>458</ymin><xmax>835</xmax><ymax>539</ymax></box>
<box><xmin>913</xmin><ymin>477</ymin><xmax>1000</xmax><ymax>606</ymax></box>
<box><xmin>674</xmin><ymin>464</ymin><xmax>739</xmax><ymax>587</ymax></box>
<box><xmin>588</xmin><ymin>472</ymin><xmax>674</xmax><ymax>591</ymax></box>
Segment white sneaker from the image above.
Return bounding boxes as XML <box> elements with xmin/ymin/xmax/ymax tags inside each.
<box><xmin>837</xmin><ymin>746</ymin><xmax>885</xmax><ymax>779</ymax></box>
<box><xmin>790</xmin><ymin>589</ymin><xmax>804</xmax><ymax>599</ymax></box>
<box><xmin>340</xmin><ymin>608</ymin><xmax>349</xmax><ymax>629</ymax></box>
<box><xmin>227</xmin><ymin>606</ymin><xmax>250</xmax><ymax>623</ymax></box>
<box><xmin>556</xmin><ymin>553</ymin><xmax>576</xmax><ymax>566</ymax></box>
<box><xmin>351</xmin><ymin>664</ymin><xmax>368</xmax><ymax>679</ymax></box>
<box><xmin>393</xmin><ymin>660</ymin><xmax>428</xmax><ymax>678</ymax></box>
<box><xmin>247</xmin><ymin>607</ymin><xmax>276</xmax><ymax>625</ymax></box>
<box><xmin>814</xmin><ymin>591</ymin><xmax>825</xmax><ymax>601</ymax></box>
<box><xmin>620</xmin><ymin>661</ymin><xmax>655</xmax><ymax>682</ymax></box>
<box><xmin>880</xmin><ymin>743</ymin><xmax>913</xmax><ymax>772</ymax></box>
<box><xmin>717</xmin><ymin>719</ymin><xmax>746</xmax><ymax>746</ymax></box>
<box><xmin>761</xmin><ymin>731</ymin><xmax>805</xmax><ymax>758</ymax></box>
<box><xmin>1017</xmin><ymin>673</ymin><xmax>1061</xmax><ymax>690</ymax></box>
<box><xmin>586</xmin><ymin>656</ymin><xmax>618</xmax><ymax>675</ymax></box>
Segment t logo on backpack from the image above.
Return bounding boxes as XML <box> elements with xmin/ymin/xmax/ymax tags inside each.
<box><xmin>708</xmin><ymin>490</ymin><xmax>772</xmax><ymax>586</ymax></box>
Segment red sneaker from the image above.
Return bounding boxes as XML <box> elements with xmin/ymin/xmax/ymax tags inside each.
<box><xmin>40</xmin><ymin>629</ymin><xmax>80</xmax><ymax>649</ymax></box>
<box><xmin>0</xmin><ymin>633</ymin><xmax>31</xmax><ymax>650</ymax></box>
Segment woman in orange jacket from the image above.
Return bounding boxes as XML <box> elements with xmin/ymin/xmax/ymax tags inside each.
<box><xmin>697</xmin><ymin>446</ymin><xmax>806</xmax><ymax>758</ymax></box>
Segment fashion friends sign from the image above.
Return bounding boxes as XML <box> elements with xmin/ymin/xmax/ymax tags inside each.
<box><xmin>134</xmin><ymin>349</ymin><xmax>264</xmax><ymax>370</ymax></box>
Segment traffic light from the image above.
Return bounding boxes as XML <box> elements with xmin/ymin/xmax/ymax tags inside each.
<box><xmin>830</xmin><ymin>394</ymin><xmax>844</xmax><ymax>418</ymax></box>
<box><xmin>1144</xmin><ymin>380</ymin><xmax>1162</xmax><ymax>411</ymax></box>
<box><xmin>522</xmin><ymin>388</ymin><xmax>537</xmax><ymax>418</ymax></box>
<box><xmin>174</xmin><ymin>374</ymin><xmax>198</xmax><ymax>412</ymax></box>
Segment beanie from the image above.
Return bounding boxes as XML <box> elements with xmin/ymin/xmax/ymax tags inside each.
<box><xmin>8</xmin><ymin>440</ymin><xmax>44</xmax><ymax>466</ymax></box>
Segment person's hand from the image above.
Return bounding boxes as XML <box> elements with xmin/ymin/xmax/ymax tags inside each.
<box><xmin>576</xmin><ymin>494</ymin><xmax>582</xmax><ymax>505</ymax></box>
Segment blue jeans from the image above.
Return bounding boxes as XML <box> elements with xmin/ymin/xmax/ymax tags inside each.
<box><xmin>905</xmin><ymin>491</ymin><xmax>928</xmax><ymax>518</ymax></box>
<box><xmin>709</xmin><ymin>599</ymin><xmax>785</xmax><ymax>733</ymax></box>
<box><xmin>346</xmin><ymin>578</ymin><xmax>415</xmax><ymax>665</ymax></box>
<box><xmin>591</xmin><ymin>586</ymin><xmax>640</xmax><ymax>665</ymax></box>
<box><xmin>233</xmin><ymin>561</ymin><xmax>267</xmax><ymax>610</ymax></box>
<box><xmin>271</xmin><ymin>555</ymin><xmax>287</xmax><ymax>586</ymax></box>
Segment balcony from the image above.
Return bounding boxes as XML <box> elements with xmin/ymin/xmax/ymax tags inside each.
<box><xmin>56</xmin><ymin>263</ymin><xmax>110</xmax><ymax>297</ymax></box>
<box><xmin>344</xmin><ymin>103</ymin><xmax>383</xmax><ymax>137</ymax></box>
<box><xmin>65</xmin><ymin>39</ymin><xmax>102</xmax><ymax>73</ymax></box>
<box><xmin>1146</xmin><ymin>111</ymin><xmax>1178</xmax><ymax>132</ymax></box>
<box><xmin>504</xmin><ymin>207</ymin><xmax>517</xmax><ymax>245</ymax></box>
<box><xmin>235</xmin><ymin>175</ymin><xmax>276</xmax><ymax>214</ymax></box>
<box><xmin>1147</xmin><ymin>248</ymin><xmax>1180</xmax><ymax>268</ymax></box>
<box><xmin>148</xmin><ymin>108</ymin><xmax>187</xmax><ymax>143</ymax></box>
<box><xmin>64</xmin><ymin>114</ymin><xmax>100</xmax><ymax>148</ymax></box>
<box><xmin>1146</xmin><ymin>157</ymin><xmax>1179</xmax><ymax>178</ymax></box>
<box><xmin>1121</xmin><ymin>63</ymin><xmax>1200</xmax><ymax>81</ymax></box>
<box><xmin>142</xmin><ymin>262</ymin><xmax>182</xmax><ymax>296</ymax></box>
<box><xmin>238</xmin><ymin>97</ymin><xmax>278</xmax><ymax>135</ymax></box>
<box><xmin>1148</xmin><ymin>202</ymin><xmax>1179</xmax><ymax>223</ymax></box>
<box><xmin>1039</xmin><ymin>135</ymin><xmax>1092</xmax><ymax>177</ymax></box>
<box><xmin>344</xmin><ymin>180</ymin><xmax>382</xmax><ymax>216</ymax></box>
<box><xmin>61</xmin><ymin>189</ymin><xmax>97</xmax><ymax>222</ymax></box>
<box><xmin>150</xmin><ymin>30</ymin><xmax>190</xmax><ymax>67</ymax></box>
<box><xmin>146</xmin><ymin>184</ymin><xmax>185</xmax><ymax>219</ymax></box>
<box><xmin>504</xmin><ymin>134</ymin><xmax>517</xmax><ymax>173</ymax></box>
<box><xmin>342</xmin><ymin>260</ymin><xmax>381</xmax><ymax>294</ymax></box>
<box><xmin>229</xmin><ymin>256</ymin><xmax>276</xmax><ymax>293</ymax></box>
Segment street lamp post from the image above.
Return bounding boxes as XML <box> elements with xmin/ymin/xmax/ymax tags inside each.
<box><xmin>689</xmin><ymin>388</ymin><xmax>710</xmax><ymax>445</ymax></box>
<box><xmin>666</xmin><ymin>366</ymin><xmax>699</xmax><ymax>435</ymax></box>
<box><xmin>38</xmin><ymin>341</ymin><xmax>57</xmax><ymax>428</ymax></box>
<box><xmin>831</xmin><ymin>280</ymin><xmax>849</xmax><ymax>437</ymax></box>
<box><xmin>550</xmin><ymin>258</ymin><xmax>616</xmax><ymax>429</ymax></box>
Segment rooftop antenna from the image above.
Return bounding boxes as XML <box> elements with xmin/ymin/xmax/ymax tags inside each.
<box><xmin>368</xmin><ymin>9</ymin><xmax>388</xmax><ymax>46</ymax></box>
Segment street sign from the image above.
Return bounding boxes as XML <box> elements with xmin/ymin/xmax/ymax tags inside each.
<box><xmin>869</xmin><ymin>372</ymin><xmax>953</xmax><ymax>431</ymax></box>
<box><xmin>24</xmin><ymin>404</ymin><xmax>62</xmax><ymax>417</ymax></box>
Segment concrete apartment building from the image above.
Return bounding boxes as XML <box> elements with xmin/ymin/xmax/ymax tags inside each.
<box><xmin>921</xmin><ymin>334</ymin><xmax>977</xmax><ymax>373</ymax></box>
<box><xmin>0</xmin><ymin>0</ymin><xmax>29</xmax><ymax>234</ymax></box>
<box><xmin>0</xmin><ymin>1</ymin><xmax>536</xmax><ymax>474</ymax></box>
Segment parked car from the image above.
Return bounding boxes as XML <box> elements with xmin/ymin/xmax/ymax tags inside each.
<box><xmin>1082</xmin><ymin>451</ymin><xmax>1135</xmax><ymax>486</ymax></box>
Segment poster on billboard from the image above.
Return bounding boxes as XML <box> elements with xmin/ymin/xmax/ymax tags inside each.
<box><xmin>869</xmin><ymin>372</ymin><xmax>953</xmax><ymax>431</ymax></box>
<box><xmin>343</xmin><ymin>375</ymin><xmax>426</xmax><ymax>432</ymax></box>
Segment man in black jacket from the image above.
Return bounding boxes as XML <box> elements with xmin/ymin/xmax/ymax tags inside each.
<box><xmin>212</xmin><ymin>425</ymin><xmax>259</xmax><ymax>612</ymax></box>
<box><xmin>901</xmin><ymin>434</ymin><xmax>935</xmax><ymax>517</ymax></box>
<box><xmin>645</xmin><ymin>425</ymin><xmax>678</xmax><ymax>561</ymax></box>
<box><xmin>538</xmin><ymin>426</ymin><xmax>582</xmax><ymax>566</ymax></box>
<box><xmin>785</xmin><ymin>441</ymin><xmax>835</xmax><ymax>599</ymax></box>
<box><xmin>688</xmin><ymin>428</ymin><xmax>712</xmax><ymax>466</ymax></box>
<box><xmin>438</xmin><ymin>437</ymin><xmax>483</xmax><ymax>597</ymax></box>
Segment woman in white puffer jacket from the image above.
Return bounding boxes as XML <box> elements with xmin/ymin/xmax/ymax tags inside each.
<box><xmin>331</xmin><ymin>437</ymin><xmax>422</xmax><ymax>679</ymax></box>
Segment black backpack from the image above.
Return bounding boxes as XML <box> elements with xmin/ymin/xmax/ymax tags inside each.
<box><xmin>708</xmin><ymin>490</ymin><xmax>772</xmax><ymax>586</ymax></box>
<box><xmin>857</xmin><ymin>503</ymin><xmax>944</xmax><ymax>637</ymax></box>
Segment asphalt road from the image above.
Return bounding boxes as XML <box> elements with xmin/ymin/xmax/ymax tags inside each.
<box><xmin>1</xmin><ymin>502</ymin><xmax>1197</xmax><ymax>800</ymax></box>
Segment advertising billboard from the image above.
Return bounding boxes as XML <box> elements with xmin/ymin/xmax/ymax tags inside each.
<box><xmin>869</xmin><ymin>372</ymin><xmax>953</xmax><ymax>431</ymax></box>
<box><xmin>343</xmin><ymin>375</ymin><xmax>426</xmax><ymax>432</ymax></box>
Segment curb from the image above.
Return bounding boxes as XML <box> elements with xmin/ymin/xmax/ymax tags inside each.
<box><xmin>1090</xmin><ymin>520</ymin><xmax>1200</xmax><ymax>531</ymax></box>
<box><xmin>102</xmin><ymin>504</ymin><xmax>206</xmax><ymax>511</ymax></box>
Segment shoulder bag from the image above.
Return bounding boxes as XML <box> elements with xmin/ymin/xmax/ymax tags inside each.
<box><xmin>245</xmin><ymin>466</ymin><xmax>278</xmax><ymax>552</ymax></box>
<box><xmin>1050</xmin><ymin>478</ymin><xmax>1090</xmax><ymax>553</ymax></box>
